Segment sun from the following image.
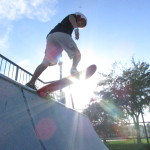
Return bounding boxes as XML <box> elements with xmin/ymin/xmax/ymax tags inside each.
<box><xmin>64</xmin><ymin>75</ymin><xmax>97</xmax><ymax>110</ymax></box>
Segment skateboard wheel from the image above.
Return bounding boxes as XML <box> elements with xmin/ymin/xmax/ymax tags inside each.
<box><xmin>38</xmin><ymin>91</ymin><xmax>47</xmax><ymax>97</ymax></box>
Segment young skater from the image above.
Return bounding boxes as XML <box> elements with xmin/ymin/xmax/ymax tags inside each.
<box><xmin>26</xmin><ymin>12</ymin><xmax>87</xmax><ymax>90</ymax></box>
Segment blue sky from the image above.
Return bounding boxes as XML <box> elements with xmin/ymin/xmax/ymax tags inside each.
<box><xmin>0</xmin><ymin>0</ymin><xmax>150</xmax><ymax>112</ymax></box>
<box><xmin>0</xmin><ymin>0</ymin><xmax>150</xmax><ymax>76</ymax></box>
<box><xmin>0</xmin><ymin>0</ymin><xmax>150</xmax><ymax>101</ymax></box>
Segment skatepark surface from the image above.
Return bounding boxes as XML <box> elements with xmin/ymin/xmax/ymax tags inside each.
<box><xmin>0</xmin><ymin>74</ymin><xmax>109</xmax><ymax>150</ymax></box>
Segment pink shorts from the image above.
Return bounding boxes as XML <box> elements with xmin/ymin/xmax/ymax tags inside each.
<box><xmin>42</xmin><ymin>32</ymin><xmax>80</xmax><ymax>66</ymax></box>
<box><xmin>43</xmin><ymin>42</ymin><xmax>63</xmax><ymax>65</ymax></box>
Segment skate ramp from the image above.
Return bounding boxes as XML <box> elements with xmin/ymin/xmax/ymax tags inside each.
<box><xmin>0</xmin><ymin>74</ymin><xmax>109</xmax><ymax>150</ymax></box>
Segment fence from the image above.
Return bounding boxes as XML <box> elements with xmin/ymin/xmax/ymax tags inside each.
<box><xmin>99</xmin><ymin>121</ymin><xmax>150</xmax><ymax>150</ymax></box>
<box><xmin>0</xmin><ymin>54</ymin><xmax>46</xmax><ymax>88</ymax></box>
<box><xmin>0</xmin><ymin>54</ymin><xmax>64</xmax><ymax>101</ymax></box>
<box><xmin>0</xmin><ymin>54</ymin><xmax>76</xmax><ymax>107</ymax></box>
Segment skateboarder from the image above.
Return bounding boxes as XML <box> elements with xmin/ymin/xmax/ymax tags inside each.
<box><xmin>26</xmin><ymin>12</ymin><xmax>87</xmax><ymax>90</ymax></box>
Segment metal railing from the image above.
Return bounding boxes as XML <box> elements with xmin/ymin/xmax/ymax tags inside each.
<box><xmin>0</xmin><ymin>54</ymin><xmax>75</xmax><ymax>107</ymax></box>
<box><xmin>0</xmin><ymin>54</ymin><xmax>64</xmax><ymax>102</ymax></box>
<box><xmin>0</xmin><ymin>54</ymin><xmax>45</xmax><ymax>88</ymax></box>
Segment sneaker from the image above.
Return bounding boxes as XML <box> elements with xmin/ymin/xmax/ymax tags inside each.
<box><xmin>26</xmin><ymin>83</ymin><xmax>37</xmax><ymax>90</ymax></box>
<box><xmin>70</xmin><ymin>68</ymin><xmax>79</xmax><ymax>75</ymax></box>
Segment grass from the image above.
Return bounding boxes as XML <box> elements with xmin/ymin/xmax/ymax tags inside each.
<box><xmin>105</xmin><ymin>138</ymin><xmax>150</xmax><ymax>150</ymax></box>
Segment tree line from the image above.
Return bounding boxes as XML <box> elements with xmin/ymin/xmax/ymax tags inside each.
<box><xmin>83</xmin><ymin>58</ymin><xmax>150</xmax><ymax>144</ymax></box>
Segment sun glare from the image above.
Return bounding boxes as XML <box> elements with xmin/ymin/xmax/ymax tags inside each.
<box><xmin>65</xmin><ymin>74</ymin><xmax>97</xmax><ymax>110</ymax></box>
<box><xmin>58</xmin><ymin>50</ymin><xmax>100</xmax><ymax>110</ymax></box>
<box><xmin>41</xmin><ymin>50</ymin><xmax>99</xmax><ymax>109</ymax></box>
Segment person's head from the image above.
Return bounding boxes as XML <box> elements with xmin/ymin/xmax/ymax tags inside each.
<box><xmin>75</xmin><ymin>12</ymin><xmax>87</xmax><ymax>28</ymax></box>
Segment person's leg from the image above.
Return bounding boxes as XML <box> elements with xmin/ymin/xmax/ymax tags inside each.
<box><xmin>55</xmin><ymin>32</ymin><xmax>81</xmax><ymax>74</ymax></box>
<box><xmin>70</xmin><ymin>51</ymin><xmax>81</xmax><ymax>74</ymax></box>
<box><xmin>26</xmin><ymin>33</ymin><xmax>60</xmax><ymax>89</ymax></box>
<box><xmin>27</xmin><ymin>63</ymin><xmax>48</xmax><ymax>85</ymax></box>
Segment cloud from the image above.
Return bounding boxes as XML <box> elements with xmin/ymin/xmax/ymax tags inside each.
<box><xmin>0</xmin><ymin>0</ymin><xmax>58</xmax><ymax>52</ymax></box>
<box><xmin>0</xmin><ymin>0</ymin><xmax>58</xmax><ymax>22</ymax></box>
<box><xmin>0</xmin><ymin>23</ymin><xmax>11</xmax><ymax>51</ymax></box>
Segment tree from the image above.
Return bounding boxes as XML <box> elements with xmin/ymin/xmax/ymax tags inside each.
<box><xmin>83</xmin><ymin>99</ymin><xmax>126</xmax><ymax>142</ymax></box>
<box><xmin>97</xmin><ymin>59</ymin><xmax>150</xmax><ymax>144</ymax></box>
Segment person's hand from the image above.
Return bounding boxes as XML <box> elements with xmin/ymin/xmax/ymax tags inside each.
<box><xmin>75</xmin><ymin>28</ymin><xmax>79</xmax><ymax>40</ymax></box>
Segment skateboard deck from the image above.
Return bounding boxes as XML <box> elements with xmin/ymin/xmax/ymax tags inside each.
<box><xmin>37</xmin><ymin>64</ymin><xmax>97</xmax><ymax>98</ymax></box>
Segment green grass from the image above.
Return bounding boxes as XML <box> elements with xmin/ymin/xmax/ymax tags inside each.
<box><xmin>105</xmin><ymin>139</ymin><xmax>150</xmax><ymax>150</ymax></box>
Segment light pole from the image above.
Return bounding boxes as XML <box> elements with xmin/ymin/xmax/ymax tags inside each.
<box><xmin>58</xmin><ymin>55</ymin><xmax>66</xmax><ymax>104</ymax></box>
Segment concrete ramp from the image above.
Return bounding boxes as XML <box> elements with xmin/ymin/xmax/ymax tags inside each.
<box><xmin>0</xmin><ymin>74</ymin><xmax>109</xmax><ymax>150</ymax></box>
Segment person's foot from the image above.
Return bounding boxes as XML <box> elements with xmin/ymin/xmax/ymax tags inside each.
<box><xmin>70</xmin><ymin>68</ymin><xmax>80</xmax><ymax>79</ymax></box>
<box><xmin>70</xmin><ymin>68</ymin><xmax>79</xmax><ymax>75</ymax></box>
<box><xmin>26</xmin><ymin>82</ymin><xmax>37</xmax><ymax>90</ymax></box>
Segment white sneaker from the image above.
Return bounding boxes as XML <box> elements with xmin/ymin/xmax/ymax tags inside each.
<box><xmin>26</xmin><ymin>83</ymin><xmax>37</xmax><ymax>90</ymax></box>
<box><xmin>70</xmin><ymin>68</ymin><xmax>79</xmax><ymax>75</ymax></box>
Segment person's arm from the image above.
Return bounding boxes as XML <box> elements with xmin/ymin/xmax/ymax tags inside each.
<box><xmin>69</xmin><ymin>15</ymin><xmax>79</xmax><ymax>40</ymax></box>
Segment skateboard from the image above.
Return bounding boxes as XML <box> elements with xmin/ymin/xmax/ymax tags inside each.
<box><xmin>37</xmin><ymin>64</ymin><xmax>97</xmax><ymax>98</ymax></box>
